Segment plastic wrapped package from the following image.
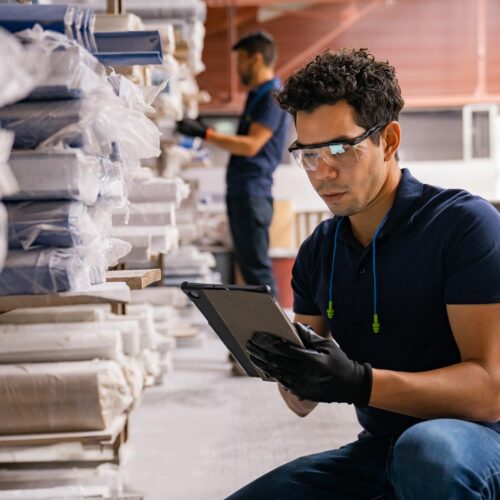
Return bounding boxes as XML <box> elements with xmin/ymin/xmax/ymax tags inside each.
<box><xmin>111</xmin><ymin>225</ymin><xmax>179</xmax><ymax>259</ymax></box>
<box><xmin>0</xmin><ymin>99</ymin><xmax>86</xmax><ymax>150</ymax></box>
<box><xmin>0</xmin><ymin>485</ymin><xmax>110</xmax><ymax>499</ymax></box>
<box><xmin>0</xmin><ymin>305</ymin><xmax>110</xmax><ymax>324</ymax></box>
<box><xmin>128</xmin><ymin>176</ymin><xmax>190</xmax><ymax>204</ymax></box>
<box><xmin>0</xmin><ymin>204</ymin><xmax>7</xmax><ymax>273</ymax></box>
<box><xmin>112</xmin><ymin>202</ymin><xmax>176</xmax><ymax>226</ymax></box>
<box><xmin>0</xmin><ymin>327</ymin><xmax>123</xmax><ymax>363</ymax></box>
<box><xmin>0</xmin><ymin>248</ymin><xmax>90</xmax><ymax>296</ymax></box>
<box><xmin>0</xmin><ymin>131</ymin><xmax>19</xmax><ymax>199</ymax></box>
<box><xmin>121</xmin><ymin>356</ymin><xmax>144</xmax><ymax>400</ymax></box>
<box><xmin>0</xmin><ymin>464</ymin><xmax>123</xmax><ymax>496</ymax></box>
<box><xmin>109</xmin><ymin>306</ymin><xmax>156</xmax><ymax>350</ymax></box>
<box><xmin>17</xmin><ymin>25</ymin><xmax>108</xmax><ymax>101</ymax></box>
<box><xmin>6</xmin><ymin>201</ymin><xmax>101</xmax><ymax>250</ymax></box>
<box><xmin>0</xmin><ymin>28</ymin><xmax>43</xmax><ymax>107</ymax></box>
<box><xmin>0</xmin><ymin>90</ymin><xmax>161</xmax><ymax>165</ymax></box>
<box><xmin>6</xmin><ymin>150</ymin><xmax>100</xmax><ymax>205</ymax></box>
<box><xmin>0</xmin><ymin>360</ymin><xmax>133</xmax><ymax>434</ymax></box>
<box><xmin>98</xmin><ymin>158</ymin><xmax>126</xmax><ymax>206</ymax></box>
<box><xmin>131</xmin><ymin>286</ymin><xmax>188</xmax><ymax>307</ymax></box>
<box><xmin>0</xmin><ymin>320</ymin><xmax>140</xmax><ymax>358</ymax></box>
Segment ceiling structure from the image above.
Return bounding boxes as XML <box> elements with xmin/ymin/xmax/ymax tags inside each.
<box><xmin>198</xmin><ymin>0</ymin><xmax>499</xmax><ymax>113</ymax></box>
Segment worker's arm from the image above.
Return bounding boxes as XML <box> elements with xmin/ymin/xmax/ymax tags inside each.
<box><xmin>278</xmin><ymin>313</ymin><xmax>329</xmax><ymax>418</ymax></box>
<box><xmin>206</xmin><ymin>122</ymin><xmax>273</xmax><ymax>157</ymax></box>
<box><xmin>370</xmin><ymin>303</ymin><xmax>500</xmax><ymax>422</ymax></box>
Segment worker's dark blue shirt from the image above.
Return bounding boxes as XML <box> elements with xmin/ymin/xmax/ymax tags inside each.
<box><xmin>226</xmin><ymin>79</ymin><xmax>289</xmax><ymax>198</ymax></box>
<box><xmin>292</xmin><ymin>169</ymin><xmax>500</xmax><ymax>437</ymax></box>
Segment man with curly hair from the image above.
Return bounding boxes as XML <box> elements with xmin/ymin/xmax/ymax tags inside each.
<box><xmin>229</xmin><ymin>49</ymin><xmax>500</xmax><ymax>499</ymax></box>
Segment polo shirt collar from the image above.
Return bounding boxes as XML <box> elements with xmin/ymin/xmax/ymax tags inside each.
<box><xmin>382</xmin><ymin>168</ymin><xmax>424</xmax><ymax>236</ymax></box>
<box><xmin>338</xmin><ymin>168</ymin><xmax>424</xmax><ymax>243</ymax></box>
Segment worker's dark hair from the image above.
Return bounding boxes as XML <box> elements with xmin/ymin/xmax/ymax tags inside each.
<box><xmin>232</xmin><ymin>31</ymin><xmax>277</xmax><ymax>67</ymax></box>
<box><xmin>276</xmin><ymin>48</ymin><xmax>404</xmax><ymax>144</ymax></box>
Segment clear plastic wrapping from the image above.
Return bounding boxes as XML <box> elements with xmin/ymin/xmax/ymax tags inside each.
<box><xmin>5</xmin><ymin>149</ymin><xmax>101</xmax><ymax>205</ymax></box>
<box><xmin>128</xmin><ymin>176</ymin><xmax>190</xmax><ymax>204</ymax></box>
<box><xmin>0</xmin><ymin>28</ymin><xmax>43</xmax><ymax>107</ymax></box>
<box><xmin>0</xmin><ymin>204</ymin><xmax>7</xmax><ymax>273</ymax></box>
<box><xmin>0</xmin><ymin>131</ymin><xmax>19</xmax><ymax>198</ymax></box>
<box><xmin>0</xmin><ymin>248</ymin><xmax>91</xmax><ymax>295</ymax></box>
<box><xmin>112</xmin><ymin>202</ymin><xmax>176</xmax><ymax>227</ymax></box>
<box><xmin>0</xmin><ymin>360</ymin><xmax>133</xmax><ymax>434</ymax></box>
<box><xmin>6</xmin><ymin>201</ymin><xmax>101</xmax><ymax>250</ymax></box>
<box><xmin>17</xmin><ymin>25</ymin><xmax>108</xmax><ymax>101</ymax></box>
<box><xmin>0</xmin><ymin>89</ymin><xmax>161</xmax><ymax>165</ymax></box>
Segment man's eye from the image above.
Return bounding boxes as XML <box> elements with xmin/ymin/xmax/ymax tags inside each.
<box><xmin>303</xmin><ymin>152</ymin><xmax>317</xmax><ymax>159</ymax></box>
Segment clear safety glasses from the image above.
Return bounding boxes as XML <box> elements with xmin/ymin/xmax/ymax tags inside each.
<box><xmin>288</xmin><ymin>124</ymin><xmax>382</xmax><ymax>172</ymax></box>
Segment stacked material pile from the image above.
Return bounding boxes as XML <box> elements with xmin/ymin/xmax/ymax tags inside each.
<box><xmin>0</xmin><ymin>300</ymin><xmax>173</xmax><ymax>433</ymax></box>
<box><xmin>112</xmin><ymin>169</ymin><xmax>189</xmax><ymax>264</ymax></box>
<box><xmin>163</xmin><ymin>245</ymin><xmax>218</xmax><ymax>286</ymax></box>
<box><xmin>0</xmin><ymin>18</ymin><xmax>165</xmax><ymax>464</ymax></box>
<box><xmin>131</xmin><ymin>285</ymin><xmax>207</xmax><ymax>348</ymax></box>
<box><xmin>0</xmin><ymin>27</ymin><xmax>163</xmax><ymax>295</ymax></box>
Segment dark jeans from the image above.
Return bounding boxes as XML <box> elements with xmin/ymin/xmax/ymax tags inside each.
<box><xmin>226</xmin><ymin>195</ymin><xmax>277</xmax><ymax>296</ymax></box>
<box><xmin>227</xmin><ymin>419</ymin><xmax>500</xmax><ymax>499</ymax></box>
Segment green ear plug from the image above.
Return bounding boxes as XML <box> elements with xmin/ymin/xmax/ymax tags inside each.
<box><xmin>327</xmin><ymin>300</ymin><xmax>335</xmax><ymax>319</ymax></box>
<box><xmin>372</xmin><ymin>314</ymin><xmax>380</xmax><ymax>334</ymax></box>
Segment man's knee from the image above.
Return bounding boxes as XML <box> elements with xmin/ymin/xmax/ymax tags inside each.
<box><xmin>391</xmin><ymin>419</ymin><xmax>484</xmax><ymax>498</ymax></box>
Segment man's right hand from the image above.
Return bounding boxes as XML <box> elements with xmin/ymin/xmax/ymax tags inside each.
<box><xmin>176</xmin><ymin>118</ymin><xmax>209</xmax><ymax>139</ymax></box>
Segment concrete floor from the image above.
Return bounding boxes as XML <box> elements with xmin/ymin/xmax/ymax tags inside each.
<box><xmin>123</xmin><ymin>332</ymin><xmax>362</xmax><ymax>500</ymax></box>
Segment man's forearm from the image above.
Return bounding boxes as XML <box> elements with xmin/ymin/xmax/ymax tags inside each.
<box><xmin>206</xmin><ymin>130</ymin><xmax>259</xmax><ymax>156</ymax></box>
<box><xmin>370</xmin><ymin>360</ymin><xmax>500</xmax><ymax>422</ymax></box>
<box><xmin>278</xmin><ymin>383</ymin><xmax>318</xmax><ymax>417</ymax></box>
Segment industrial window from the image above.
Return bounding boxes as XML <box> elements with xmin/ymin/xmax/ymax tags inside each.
<box><xmin>471</xmin><ymin>110</ymin><xmax>490</xmax><ymax>159</ymax></box>
<box><xmin>398</xmin><ymin>110</ymin><xmax>463</xmax><ymax>162</ymax></box>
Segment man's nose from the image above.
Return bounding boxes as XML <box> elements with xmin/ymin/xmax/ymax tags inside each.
<box><xmin>313</xmin><ymin>157</ymin><xmax>339</xmax><ymax>181</ymax></box>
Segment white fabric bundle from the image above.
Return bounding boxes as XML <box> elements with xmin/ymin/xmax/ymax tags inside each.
<box><xmin>0</xmin><ymin>360</ymin><xmax>132</xmax><ymax>434</ymax></box>
<box><xmin>112</xmin><ymin>202</ymin><xmax>176</xmax><ymax>227</ymax></box>
<box><xmin>0</xmin><ymin>327</ymin><xmax>122</xmax><ymax>364</ymax></box>
<box><xmin>0</xmin><ymin>321</ymin><xmax>140</xmax><ymax>358</ymax></box>
<box><xmin>128</xmin><ymin>176</ymin><xmax>189</xmax><ymax>205</ymax></box>
<box><xmin>0</xmin><ymin>305</ymin><xmax>110</xmax><ymax>324</ymax></box>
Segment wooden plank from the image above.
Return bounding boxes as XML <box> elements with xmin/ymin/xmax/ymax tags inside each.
<box><xmin>106</xmin><ymin>269</ymin><xmax>161</xmax><ymax>289</ymax></box>
<box><xmin>0</xmin><ymin>283</ymin><xmax>131</xmax><ymax>313</ymax></box>
<box><xmin>0</xmin><ymin>415</ymin><xmax>127</xmax><ymax>448</ymax></box>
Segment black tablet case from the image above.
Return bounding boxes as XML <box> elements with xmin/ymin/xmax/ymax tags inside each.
<box><xmin>181</xmin><ymin>282</ymin><xmax>302</xmax><ymax>379</ymax></box>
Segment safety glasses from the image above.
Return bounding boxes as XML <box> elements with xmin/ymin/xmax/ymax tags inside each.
<box><xmin>288</xmin><ymin>124</ymin><xmax>382</xmax><ymax>172</ymax></box>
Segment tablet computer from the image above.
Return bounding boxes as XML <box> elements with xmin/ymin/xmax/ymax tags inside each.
<box><xmin>180</xmin><ymin>282</ymin><xmax>303</xmax><ymax>380</ymax></box>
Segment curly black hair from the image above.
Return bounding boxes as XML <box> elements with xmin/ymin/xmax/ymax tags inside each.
<box><xmin>276</xmin><ymin>48</ymin><xmax>404</xmax><ymax>141</ymax></box>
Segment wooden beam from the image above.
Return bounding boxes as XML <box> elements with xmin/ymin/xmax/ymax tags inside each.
<box><xmin>277</xmin><ymin>0</ymin><xmax>384</xmax><ymax>78</ymax></box>
<box><xmin>106</xmin><ymin>269</ymin><xmax>161</xmax><ymax>290</ymax></box>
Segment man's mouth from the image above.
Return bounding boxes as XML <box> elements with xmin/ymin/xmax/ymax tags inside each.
<box><xmin>321</xmin><ymin>192</ymin><xmax>346</xmax><ymax>201</ymax></box>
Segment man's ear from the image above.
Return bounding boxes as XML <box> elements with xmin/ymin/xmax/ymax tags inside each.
<box><xmin>382</xmin><ymin>121</ymin><xmax>401</xmax><ymax>162</ymax></box>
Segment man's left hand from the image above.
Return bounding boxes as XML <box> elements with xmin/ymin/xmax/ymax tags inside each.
<box><xmin>246</xmin><ymin>323</ymin><xmax>373</xmax><ymax>406</ymax></box>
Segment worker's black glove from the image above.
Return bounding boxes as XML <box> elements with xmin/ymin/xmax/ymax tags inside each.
<box><xmin>246</xmin><ymin>323</ymin><xmax>372</xmax><ymax>406</ymax></box>
<box><xmin>176</xmin><ymin>118</ymin><xmax>209</xmax><ymax>139</ymax></box>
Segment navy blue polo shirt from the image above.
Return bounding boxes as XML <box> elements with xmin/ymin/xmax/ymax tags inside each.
<box><xmin>292</xmin><ymin>169</ymin><xmax>500</xmax><ymax>437</ymax></box>
<box><xmin>226</xmin><ymin>79</ymin><xmax>289</xmax><ymax>199</ymax></box>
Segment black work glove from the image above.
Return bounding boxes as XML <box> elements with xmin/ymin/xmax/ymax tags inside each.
<box><xmin>176</xmin><ymin>118</ymin><xmax>209</xmax><ymax>139</ymax></box>
<box><xmin>246</xmin><ymin>323</ymin><xmax>372</xmax><ymax>406</ymax></box>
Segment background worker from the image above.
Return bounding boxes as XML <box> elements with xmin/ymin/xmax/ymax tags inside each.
<box><xmin>177</xmin><ymin>31</ymin><xmax>289</xmax><ymax>297</ymax></box>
